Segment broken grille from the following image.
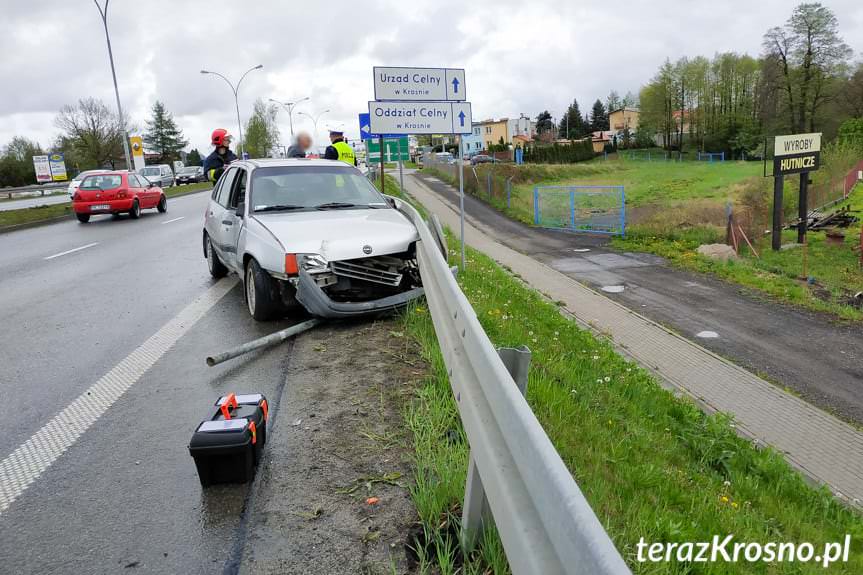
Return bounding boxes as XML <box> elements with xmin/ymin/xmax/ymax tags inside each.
<box><xmin>331</xmin><ymin>257</ymin><xmax>403</xmax><ymax>287</ymax></box>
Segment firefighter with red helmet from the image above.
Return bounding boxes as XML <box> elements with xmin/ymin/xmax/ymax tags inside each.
<box><xmin>202</xmin><ymin>128</ymin><xmax>238</xmax><ymax>183</ymax></box>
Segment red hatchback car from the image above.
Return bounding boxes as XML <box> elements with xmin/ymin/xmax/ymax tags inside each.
<box><xmin>72</xmin><ymin>171</ymin><xmax>167</xmax><ymax>223</ymax></box>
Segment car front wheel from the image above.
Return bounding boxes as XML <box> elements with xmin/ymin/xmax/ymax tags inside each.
<box><xmin>245</xmin><ymin>259</ymin><xmax>280</xmax><ymax>321</ymax></box>
<box><xmin>157</xmin><ymin>195</ymin><xmax>167</xmax><ymax>213</ymax></box>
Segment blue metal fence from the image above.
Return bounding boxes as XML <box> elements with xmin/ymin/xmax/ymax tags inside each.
<box><xmin>533</xmin><ymin>186</ymin><xmax>626</xmax><ymax>236</ymax></box>
<box><xmin>696</xmin><ymin>151</ymin><xmax>725</xmax><ymax>163</ymax></box>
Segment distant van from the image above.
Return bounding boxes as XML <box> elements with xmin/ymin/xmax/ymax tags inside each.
<box><xmin>138</xmin><ymin>164</ymin><xmax>175</xmax><ymax>188</ymax></box>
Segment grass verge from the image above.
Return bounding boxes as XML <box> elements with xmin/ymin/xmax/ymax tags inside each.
<box><xmin>399</xmin><ymin>232</ymin><xmax>863</xmax><ymax>574</ymax></box>
<box><xmin>612</xmin><ymin>185</ymin><xmax>863</xmax><ymax>321</ymax></box>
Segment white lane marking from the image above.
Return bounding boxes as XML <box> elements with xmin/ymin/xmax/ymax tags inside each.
<box><xmin>0</xmin><ymin>277</ymin><xmax>238</xmax><ymax>515</ymax></box>
<box><xmin>161</xmin><ymin>216</ymin><xmax>185</xmax><ymax>224</ymax></box>
<box><xmin>696</xmin><ymin>331</ymin><xmax>719</xmax><ymax>339</ymax></box>
<box><xmin>43</xmin><ymin>242</ymin><xmax>99</xmax><ymax>260</ymax></box>
<box><xmin>601</xmin><ymin>285</ymin><xmax>625</xmax><ymax>293</ymax></box>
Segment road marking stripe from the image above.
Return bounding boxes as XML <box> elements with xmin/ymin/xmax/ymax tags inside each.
<box><xmin>0</xmin><ymin>277</ymin><xmax>238</xmax><ymax>515</ymax></box>
<box><xmin>161</xmin><ymin>216</ymin><xmax>185</xmax><ymax>224</ymax></box>
<box><xmin>43</xmin><ymin>242</ymin><xmax>99</xmax><ymax>260</ymax></box>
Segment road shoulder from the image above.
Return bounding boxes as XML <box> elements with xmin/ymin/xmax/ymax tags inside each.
<box><xmin>239</xmin><ymin>319</ymin><xmax>419</xmax><ymax>575</ymax></box>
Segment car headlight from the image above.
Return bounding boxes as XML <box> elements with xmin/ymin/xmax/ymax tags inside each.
<box><xmin>299</xmin><ymin>253</ymin><xmax>329</xmax><ymax>273</ymax></box>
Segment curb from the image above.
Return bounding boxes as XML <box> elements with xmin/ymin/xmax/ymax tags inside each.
<box><xmin>0</xmin><ymin>187</ymin><xmax>211</xmax><ymax>236</ymax></box>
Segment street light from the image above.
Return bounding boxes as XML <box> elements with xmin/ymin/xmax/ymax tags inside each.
<box><xmin>297</xmin><ymin>109</ymin><xmax>330</xmax><ymax>143</ymax></box>
<box><xmin>93</xmin><ymin>0</ymin><xmax>131</xmax><ymax>170</ymax></box>
<box><xmin>201</xmin><ymin>65</ymin><xmax>264</xmax><ymax>158</ymax></box>
<box><xmin>269</xmin><ymin>97</ymin><xmax>310</xmax><ymax>136</ymax></box>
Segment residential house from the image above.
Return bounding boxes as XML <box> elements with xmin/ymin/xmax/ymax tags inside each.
<box><xmin>590</xmin><ymin>131</ymin><xmax>614</xmax><ymax>153</ymax></box>
<box><xmin>479</xmin><ymin>118</ymin><xmax>509</xmax><ymax>149</ymax></box>
<box><xmin>608</xmin><ymin>107</ymin><xmax>640</xmax><ymax>133</ymax></box>
<box><xmin>461</xmin><ymin>123</ymin><xmax>485</xmax><ymax>156</ymax></box>
<box><xmin>507</xmin><ymin>116</ymin><xmax>535</xmax><ymax>142</ymax></box>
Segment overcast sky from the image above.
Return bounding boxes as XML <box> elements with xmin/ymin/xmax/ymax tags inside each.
<box><xmin>2</xmin><ymin>0</ymin><xmax>862</xmax><ymax>154</ymax></box>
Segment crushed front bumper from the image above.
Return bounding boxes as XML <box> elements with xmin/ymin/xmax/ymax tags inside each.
<box><xmin>295</xmin><ymin>269</ymin><xmax>424</xmax><ymax>319</ymax></box>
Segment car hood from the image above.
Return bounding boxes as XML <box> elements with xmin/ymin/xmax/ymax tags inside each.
<box><xmin>252</xmin><ymin>208</ymin><xmax>418</xmax><ymax>262</ymax></box>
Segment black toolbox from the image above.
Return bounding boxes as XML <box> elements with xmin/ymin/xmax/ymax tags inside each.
<box><xmin>188</xmin><ymin>393</ymin><xmax>269</xmax><ymax>486</ymax></box>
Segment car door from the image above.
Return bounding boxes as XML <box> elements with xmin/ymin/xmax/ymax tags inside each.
<box><xmin>221</xmin><ymin>167</ymin><xmax>248</xmax><ymax>269</ymax></box>
<box><xmin>129</xmin><ymin>175</ymin><xmax>150</xmax><ymax>207</ymax></box>
<box><xmin>206</xmin><ymin>168</ymin><xmax>237</xmax><ymax>265</ymax></box>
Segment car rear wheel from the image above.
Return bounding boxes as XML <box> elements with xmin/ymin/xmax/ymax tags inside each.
<box><xmin>157</xmin><ymin>195</ymin><xmax>167</xmax><ymax>213</ymax></box>
<box><xmin>129</xmin><ymin>200</ymin><xmax>141</xmax><ymax>219</ymax></box>
<box><xmin>245</xmin><ymin>259</ymin><xmax>280</xmax><ymax>321</ymax></box>
<box><xmin>205</xmin><ymin>234</ymin><xmax>228</xmax><ymax>278</ymax></box>
<box><xmin>76</xmin><ymin>213</ymin><xmax>90</xmax><ymax>223</ymax></box>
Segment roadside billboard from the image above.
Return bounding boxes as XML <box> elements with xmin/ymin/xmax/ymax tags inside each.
<box><xmin>33</xmin><ymin>155</ymin><xmax>52</xmax><ymax>183</ymax></box>
<box><xmin>48</xmin><ymin>153</ymin><xmax>68</xmax><ymax>181</ymax></box>
<box><xmin>130</xmin><ymin>135</ymin><xmax>146</xmax><ymax>172</ymax></box>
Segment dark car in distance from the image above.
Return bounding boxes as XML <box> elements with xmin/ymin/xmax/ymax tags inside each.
<box><xmin>176</xmin><ymin>166</ymin><xmax>206</xmax><ymax>184</ymax></box>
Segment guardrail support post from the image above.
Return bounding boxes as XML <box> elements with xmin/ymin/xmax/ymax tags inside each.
<box><xmin>461</xmin><ymin>346</ymin><xmax>531</xmax><ymax>554</ymax></box>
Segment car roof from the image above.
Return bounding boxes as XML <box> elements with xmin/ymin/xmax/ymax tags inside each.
<box><xmin>237</xmin><ymin>158</ymin><xmax>359</xmax><ymax>170</ymax></box>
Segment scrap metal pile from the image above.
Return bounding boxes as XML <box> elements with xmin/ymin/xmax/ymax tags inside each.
<box><xmin>787</xmin><ymin>205</ymin><xmax>859</xmax><ymax>231</ymax></box>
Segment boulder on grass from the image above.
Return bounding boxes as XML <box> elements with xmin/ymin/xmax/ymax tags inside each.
<box><xmin>696</xmin><ymin>243</ymin><xmax>738</xmax><ymax>261</ymax></box>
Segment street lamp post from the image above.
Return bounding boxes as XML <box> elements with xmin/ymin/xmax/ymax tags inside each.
<box><xmin>269</xmin><ymin>97</ymin><xmax>310</xmax><ymax>137</ymax></box>
<box><xmin>93</xmin><ymin>0</ymin><xmax>132</xmax><ymax>170</ymax></box>
<box><xmin>297</xmin><ymin>109</ymin><xmax>330</xmax><ymax>143</ymax></box>
<box><xmin>201</xmin><ymin>65</ymin><xmax>264</xmax><ymax>158</ymax></box>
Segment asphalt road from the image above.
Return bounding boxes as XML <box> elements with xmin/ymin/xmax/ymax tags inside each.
<box><xmin>412</xmin><ymin>171</ymin><xmax>863</xmax><ymax>426</ymax></box>
<box><xmin>0</xmin><ymin>190</ymin><xmax>300</xmax><ymax>574</ymax></box>
<box><xmin>0</xmin><ymin>192</ymin><xmax>70</xmax><ymax>212</ymax></box>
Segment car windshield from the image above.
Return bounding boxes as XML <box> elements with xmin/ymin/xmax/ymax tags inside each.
<box><xmin>80</xmin><ymin>175</ymin><xmax>122</xmax><ymax>190</ymax></box>
<box><xmin>179</xmin><ymin>167</ymin><xmax>198</xmax><ymax>174</ymax></box>
<box><xmin>139</xmin><ymin>167</ymin><xmax>160</xmax><ymax>176</ymax></box>
<box><xmin>75</xmin><ymin>170</ymin><xmax>102</xmax><ymax>181</ymax></box>
<box><xmin>251</xmin><ymin>166</ymin><xmax>388</xmax><ymax>213</ymax></box>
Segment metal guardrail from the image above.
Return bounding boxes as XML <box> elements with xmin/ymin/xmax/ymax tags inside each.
<box><xmin>395</xmin><ymin>197</ymin><xmax>631</xmax><ymax>575</ymax></box>
<box><xmin>2</xmin><ymin>182</ymin><xmax>68</xmax><ymax>199</ymax></box>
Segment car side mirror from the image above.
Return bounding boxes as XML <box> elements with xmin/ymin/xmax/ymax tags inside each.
<box><xmin>236</xmin><ymin>201</ymin><xmax>245</xmax><ymax>218</ymax></box>
<box><xmin>148</xmin><ymin>181</ymin><xmax>155</xmax><ymax>188</ymax></box>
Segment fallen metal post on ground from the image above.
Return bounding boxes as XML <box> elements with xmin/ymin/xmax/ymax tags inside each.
<box><xmin>206</xmin><ymin>318</ymin><xmax>322</xmax><ymax>366</ymax></box>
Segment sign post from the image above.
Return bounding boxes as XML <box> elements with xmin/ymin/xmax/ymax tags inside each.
<box><xmin>368</xmin><ymin>67</ymin><xmax>472</xmax><ymax>270</ymax></box>
<box><xmin>771</xmin><ymin>133</ymin><xmax>821</xmax><ymax>251</ymax></box>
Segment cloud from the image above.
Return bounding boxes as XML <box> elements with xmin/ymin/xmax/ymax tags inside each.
<box><xmin>2</xmin><ymin>0</ymin><xmax>862</xmax><ymax>153</ymax></box>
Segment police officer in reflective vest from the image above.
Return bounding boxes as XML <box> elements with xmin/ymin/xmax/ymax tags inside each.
<box><xmin>323</xmin><ymin>129</ymin><xmax>356</xmax><ymax>166</ymax></box>
<box><xmin>202</xmin><ymin>128</ymin><xmax>238</xmax><ymax>182</ymax></box>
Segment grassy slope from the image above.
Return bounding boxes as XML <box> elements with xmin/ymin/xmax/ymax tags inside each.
<box><xmin>402</xmin><ymin>238</ymin><xmax>863</xmax><ymax>574</ymax></box>
<box><xmin>612</xmin><ymin>185</ymin><xmax>863</xmax><ymax>321</ymax></box>
<box><xmin>381</xmin><ymin>175</ymin><xmax>863</xmax><ymax>573</ymax></box>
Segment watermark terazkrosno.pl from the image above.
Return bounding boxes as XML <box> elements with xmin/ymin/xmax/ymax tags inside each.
<box><xmin>636</xmin><ymin>535</ymin><xmax>852</xmax><ymax>568</ymax></box>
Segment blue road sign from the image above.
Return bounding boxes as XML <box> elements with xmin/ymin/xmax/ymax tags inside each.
<box><xmin>358</xmin><ymin>113</ymin><xmax>401</xmax><ymax>140</ymax></box>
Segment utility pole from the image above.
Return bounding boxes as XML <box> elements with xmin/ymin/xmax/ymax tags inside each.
<box><xmin>93</xmin><ymin>0</ymin><xmax>131</xmax><ymax>170</ymax></box>
<box><xmin>269</xmin><ymin>97</ymin><xmax>310</xmax><ymax>137</ymax></box>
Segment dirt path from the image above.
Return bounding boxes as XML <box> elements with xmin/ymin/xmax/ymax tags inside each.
<box><xmin>239</xmin><ymin>319</ymin><xmax>423</xmax><ymax>575</ymax></box>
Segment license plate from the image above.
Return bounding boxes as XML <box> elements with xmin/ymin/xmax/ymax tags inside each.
<box><xmin>90</xmin><ymin>204</ymin><xmax>111</xmax><ymax>211</ymax></box>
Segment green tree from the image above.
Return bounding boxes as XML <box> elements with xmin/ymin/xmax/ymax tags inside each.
<box><xmin>838</xmin><ymin>117</ymin><xmax>863</xmax><ymax>149</ymax></box>
<box><xmin>54</xmin><ymin>97</ymin><xmax>131</xmax><ymax>169</ymax></box>
<box><xmin>606</xmin><ymin>90</ymin><xmax>621</xmax><ymax>112</ymax></box>
<box><xmin>762</xmin><ymin>2</ymin><xmax>852</xmax><ymax>133</ymax></box>
<box><xmin>143</xmin><ymin>101</ymin><xmax>188</xmax><ymax>163</ymax></box>
<box><xmin>243</xmin><ymin>99</ymin><xmax>280</xmax><ymax>159</ymax></box>
<box><xmin>186</xmin><ymin>148</ymin><xmax>203</xmax><ymax>166</ymax></box>
<box><xmin>590</xmin><ymin>99</ymin><xmax>609</xmax><ymax>131</ymax></box>
<box><xmin>535</xmin><ymin>110</ymin><xmax>553</xmax><ymax>135</ymax></box>
<box><xmin>559</xmin><ymin>99</ymin><xmax>587</xmax><ymax>139</ymax></box>
<box><xmin>838</xmin><ymin>62</ymin><xmax>863</xmax><ymax>118</ymax></box>
<box><xmin>0</xmin><ymin>137</ymin><xmax>44</xmax><ymax>187</ymax></box>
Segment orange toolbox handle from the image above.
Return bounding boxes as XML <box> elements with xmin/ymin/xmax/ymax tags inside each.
<box><xmin>220</xmin><ymin>393</ymin><xmax>238</xmax><ymax>420</ymax></box>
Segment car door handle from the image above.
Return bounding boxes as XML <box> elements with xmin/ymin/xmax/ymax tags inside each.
<box><xmin>221</xmin><ymin>220</ymin><xmax>233</xmax><ymax>226</ymax></box>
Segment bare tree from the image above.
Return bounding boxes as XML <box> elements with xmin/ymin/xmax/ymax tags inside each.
<box><xmin>54</xmin><ymin>97</ymin><xmax>133</xmax><ymax>169</ymax></box>
<box><xmin>762</xmin><ymin>3</ymin><xmax>851</xmax><ymax>133</ymax></box>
